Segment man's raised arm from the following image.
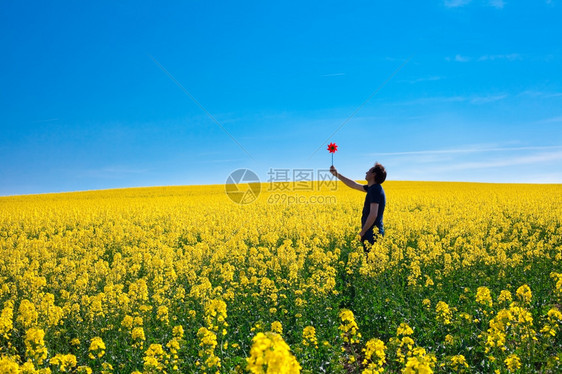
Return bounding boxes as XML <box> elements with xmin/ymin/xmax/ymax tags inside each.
<box><xmin>329</xmin><ymin>166</ymin><xmax>365</xmax><ymax>192</ymax></box>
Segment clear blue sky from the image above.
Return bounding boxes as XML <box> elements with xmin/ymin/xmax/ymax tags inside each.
<box><xmin>1</xmin><ymin>0</ymin><xmax>561</xmax><ymax>196</ymax></box>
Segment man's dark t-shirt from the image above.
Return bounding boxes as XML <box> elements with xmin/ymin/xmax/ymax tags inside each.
<box><xmin>362</xmin><ymin>184</ymin><xmax>386</xmax><ymax>236</ymax></box>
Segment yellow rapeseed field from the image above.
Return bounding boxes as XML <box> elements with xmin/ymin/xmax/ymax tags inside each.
<box><xmin>1</xmin><ymin>181</ymin><xmax>561</xmax><ymax>373</ymax></box>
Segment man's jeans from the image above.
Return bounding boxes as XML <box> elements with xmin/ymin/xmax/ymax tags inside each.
<box><xmin>361</xmin><ymin>230</ymin><xmax>375</xmax><ymax>252</ymax></box>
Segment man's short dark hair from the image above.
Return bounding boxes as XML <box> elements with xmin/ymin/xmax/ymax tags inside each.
<box><xmin>373</xmin><ymin>163</ymin><xmax>386</xmax><ymax>184</ymax></box>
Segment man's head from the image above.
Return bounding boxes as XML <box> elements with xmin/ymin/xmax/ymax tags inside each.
<box><xmin>365</xmin><ymin>163</ymin><xmax>387</xmax><ymax>184</ymax></box>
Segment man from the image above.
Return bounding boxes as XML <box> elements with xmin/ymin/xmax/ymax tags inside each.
<box><xmin>330</xmin><ymin>163</ymin><xmax>386</xmax><ymax>251</ymax></box>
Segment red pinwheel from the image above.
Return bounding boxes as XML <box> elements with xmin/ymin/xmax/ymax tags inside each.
<box><xmin>327</xmin><ymin>142</ymin><xmax>338</xmax><ymax>165</ymax></box>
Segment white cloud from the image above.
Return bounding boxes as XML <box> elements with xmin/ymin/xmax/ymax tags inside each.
<box><xmin>518</xmin><ymin>90</ymin><xmax>562</xmax><ymax>99</ymax></box>
<box><xmin>401</xmin><ymin>76</ymin><xmax>444</xmax><ymax>84</ymax></box>
<box><xmin>444</xmin><ymin>0</ymin><xmax>507</xmax><ymax>9</ymax></box>
<box><xmin>433</xmin><ymin>150</ymin><xmax>562</xmax><ymax>172</ymax></box>
<box><xmin>444</xmin><ymin>0</ymin><xmax>472</xmax><ymax>7</ymax></box>
<box><xmin>399</xmin><ymin>96</ymin><xmax>466</xmax><ymax>105</ymax></box>
<box><xmin>470</xmin><ymin>94</ymin><xmax>508</xmax><ymax>104</ymax></box>
<box><xmin>372</xmin><ymin>145</ymin><xmax>562</xmax><ymax>157</ymax></box>
<box><xmin>378</xmin><ymin>145</ymin><xmax>562</xmax><ymax>183</ymax></box>
<box><xmin>454</xmin><ymin>54</ymin><xmax>470</xmax><ymax>62</ymax></box>
<box><xmin>519</xmin><ymin>90</ymin><xmax>544</xmax><ymax>97</ymax></box>
<box><xmin>531</xmin><ymin>172</ymin><xmax>562</xmax><ymax>183</ymax></box>
<box><xmin>535</xmin><ymin>116</ymin><xmax>562</xmax><ymax>124</ymax></box>
<box><xmin>397</xmin><ymin>94</ymin><xmax>508</xmax><ymax>106</ymax></box>
<box><xmin>449</xmin><ymin>53</ymin><xmax>521</xmax><ymax>63</ymax></box>
<box><xmin>489</xmin><ymin>0</ymin><xmax>506</xmax><ymax>8</ymax></box>
<box><xmin>478</xmin><ymin>53</ymin><xmax>520</xmax><ymax>61</ymax></box>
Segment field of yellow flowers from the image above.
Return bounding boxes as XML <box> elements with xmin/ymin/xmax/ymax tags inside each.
<box><xmin>1</xmin><ymin>181</ymin><xmax>561</xmax><ymax>373</ymax></box>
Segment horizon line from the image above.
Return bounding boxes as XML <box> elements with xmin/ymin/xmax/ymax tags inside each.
<box><xmin>2</xmin><ymin>179</ymin><xmax>561</xmax><ymax>198</ymax></box>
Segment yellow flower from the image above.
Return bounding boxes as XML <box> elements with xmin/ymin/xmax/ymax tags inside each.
<box><xmin>403</xmin><ymin>347</ymin><xmax>436</xmax><ymax>374</ymax></box>
<box><xmin>505</xmin><ymin>353</ymin><xmax>521</xmax><ymax>372</ymax></box>
<box><xmin>476</xmin><ymin>287</ymin><xmax>493</xmax><ymax>307</ymax></box>
<box><xmin>17</xmin><ymin>300</ymin><xmax>38</xmax><ymax>329</ymax></box>
<box><xmin>498</xmin><ymin>290</ymin><xmax>512</xmax><ymax>304</ymax></box>
<box><xmin>197</xmin><ymin>327</ymin><xmax>220</xmax><ymax>370</ymax></box>
<box><xmin>397</xmin><ymin>323</ymin><xmax>414</xmax><ymax>336</ymax></box>
<box><xmin>542</xmin><ymin>307</ymin><xmax>562</xmax><ymax>336</ymax></box>
<box><xmin>0</xmin><ymin>356</ymin><xmax>20</xmax><ymax>374</ymax></box>
<box><xmin>436</xmin><ymin>301</ymin><xmax>452</xmax><ymax>325</ymax></box>
<box><xmin>339</xmin><ymin>309</ymin><xmax>361</xmax><ymax>344</ymax></box>
<box><xmin>50</xmin><ymin>353</ymin><xmax>77</xmax><ymax>372</ymax></box>
<box><xmin>131</xmin><ymin>327</ymin><xmax>146</xmax><ymax>348</ymax></box>
<box><xmin>0</xmin><ymin>301</ymin><xmax>14</xmax><ymax>339</ymax></box>
<box><xmin>24</xmin><ymin>327</ymin><xmax>48</xmax><ymax>365</ymax></box>
<box><xmin>362</xmin><ymin>338</ymin><xmax>386</xmax><ymax>373</ymax></box>
<box><xmin>88</xmin><ymin>337</ymin><xmax>106</xmax><ymax>359</ymax></box>
<box><xmin>121</xmin><ymin>315</ymin><xmax>134</xmax><ymax>330</ymax></box>
<box><xmin>204</xmin><ymin>299</ymin><xmax>227</xmax><ymax>332</ymax></box>
<box><xmin>551</xmin><ymin>272</ymin><xmax>562</xmax><ymax>296</ymax></box>
<box><xmin>547</xmin><ymin>308</ymin><xmax>562</xmax><ymax>321</ymax></box>
<box><xmin>101</xmin><ymin>361</ymin><xmax>113</xmax><ymax>374</ymax></box>
<box><xmin>271</xmin><ymin>321</ymin><xmax>283</xmax><ymax>335</ymax></box>
<box><xmin>39</xmin><ymin>293</ymin><xmax>63</xmax><ymax>327</ymax></box>
<box><xmin>459</xmin><ymin>312</ymin><xmax>472</xmax><ymax>322</ymax></box>
<box><xmin>246</xmin><ymin>332</ymin><xmax>301</xmax><ymax>373</ymax></box>
<box><xmin>156</xmin><ymin>305</ymin><xmax>169</xmax><ymax>324</ymax></box>
<box><xmin>302</xmin><ymin>326</ymin><xmax>318</xmax><ymax>349</ymax></box>
<box><xmin>2</xmin><ymin>173</ymin><xmax>561</xmax><ymax>372</ymax></box>
<box><xmin>143</xmin><ymin>344</ymin><xmax>169</xmax><ymax>372</ymax></box>
<box><xmin>449</xmin><ymin>354</ymin><xmax>469</xmax><ymax>370</ymax></box>
<box><xmin>133</xmin><ymin>316</ymin><xmax>143</xmax><ymax>327</ymax></box>
<box><xmin>396</xmin><ymin>336</ymin><xmax>415</xmax><ymax>364</ymax></box>
<box><xmin>172</xmin><ymin>325</ymin><xmax>184</xmax><ymax>339</ymax></box>
<box><xmin>516</xmin><ymin>284</ymin><xmax>532</xmax><ymax>304</ymax></box>
<box><xmin>424</xmin><ymin>275</ymin><xmax>434</xmax><ymax>287</ymax></box>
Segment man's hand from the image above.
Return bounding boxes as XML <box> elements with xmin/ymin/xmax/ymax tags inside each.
<box><xmin>330</xmin><ymin>165</ymin><xmax>338</xmax><ymax>177</ymax></box>
<box><xmin>359</xmin><ymin>206</ymin><xmax>379</xmax><ymax>239</ymax></box>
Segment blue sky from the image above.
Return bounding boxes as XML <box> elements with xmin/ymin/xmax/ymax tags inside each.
<box><xmin>1</xmin><ymin>0</ymin><xmax>561</xmax><ymax>196</ymax></box>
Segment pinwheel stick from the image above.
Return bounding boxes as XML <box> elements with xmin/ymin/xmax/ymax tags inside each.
<box><xmin>327</xmin><ymin>142</ymin><xmax>338</xmax><ymax>166</ymax></box>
